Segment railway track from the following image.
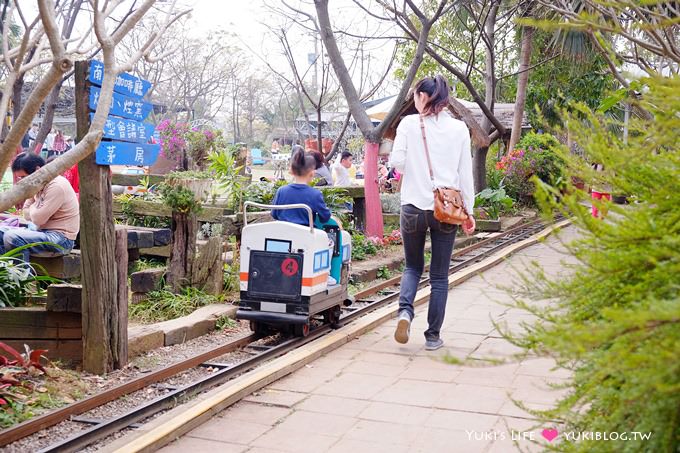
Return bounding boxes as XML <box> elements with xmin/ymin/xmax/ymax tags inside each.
<box><xmin>0</xmin><ymin>217</ymin><xmax>561</xmax><ymax>452</ymax></box>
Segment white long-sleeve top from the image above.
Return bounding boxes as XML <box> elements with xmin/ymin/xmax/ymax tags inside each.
<box><xmin>389</xmin><ymin>113</ymin><xmax>475</xmax><ymax>213</ymax></box>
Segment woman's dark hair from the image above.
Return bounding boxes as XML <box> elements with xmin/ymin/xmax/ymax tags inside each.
<box><xmin>308</xmin><ymin>150</ymin><xmax>326</xmax><ymax>170</ymax></box>
<box><xmin>12</xmin><ymin>152</ymin><xmax>45</xmax><ymax>174</ymax></box>
<box><xmin>290</xmin><ymin>148</ymin><xmax>317</xmax><ymax>177</ymax></box>
<box><xmin>414</xmin><ymin>74</ymin><xmax>450</xmax><ymax>116</ymax></box>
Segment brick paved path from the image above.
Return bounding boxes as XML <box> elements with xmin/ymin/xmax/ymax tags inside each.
<box><xmin>160</xmin><ymin>226</ymin><xmax>579</xmax><ymax>453</ymax></box>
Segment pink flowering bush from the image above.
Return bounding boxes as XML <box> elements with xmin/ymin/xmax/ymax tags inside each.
<box><xmin>352</xmin><ymin>229</ymin><xmax>402</xmax><ymax>261</ymax></box>
<box><xmin>495</xmin><ymin>132</ymin><xmax>565</xmax><ymax>203</ymax></box>
<box><xmin>157</xmin><ymin>120</ymin><xmax>226</xmax><ymax>170</ymax></box>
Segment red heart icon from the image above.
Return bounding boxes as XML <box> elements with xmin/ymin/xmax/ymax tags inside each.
<box><xmin>542</xmin><ymin>428</ymin><xmax>559</xmax><ymax>442</ymax></box>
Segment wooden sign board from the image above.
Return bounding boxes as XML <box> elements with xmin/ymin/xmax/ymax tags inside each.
<box><xmin>89</xmin><ymin>60</ymin><xmax>152</xmax><ymax>99</ymax></box>
<box><xmin>95</xmin><ymin>141</ymin><xmax>160</xmax><ymax>166</ymax></box>
<box><xmin>89</xmin><ymin>86</ymin><xmax>153</xmax><ymax>122</ymax></box>
<box><xmin>93</xmin><ymin>113</ymin><xmax>155</xmax><ymax>144</ymax></box>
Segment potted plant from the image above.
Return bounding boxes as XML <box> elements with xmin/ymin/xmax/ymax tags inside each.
<box><xmin>165</xmin><ymin>170</ymin><xmax>212</xmax><ymax>202</ymax></box>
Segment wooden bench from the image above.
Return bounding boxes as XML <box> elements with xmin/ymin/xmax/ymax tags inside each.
<box><xmin>29</xmin><ymin>226</ymin><xmax>172</xmax><ymax>279</ymax></box>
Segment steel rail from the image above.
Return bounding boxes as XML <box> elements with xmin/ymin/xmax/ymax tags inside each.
<box><xmin>0</xmin><ymin>334</ymin><xmax>256</xmax><ymax>447</ymax></box>
<box><xmin>352</xmin><ymin>217</ymin><xmax>543</xmax><ymax>300</ymax></box>
<box><xmin>344</xmin><ymin>219</ymin><xmax>551</xmax><ymax>324</ymax></box>
<box><xmin>37</xmin><ymin>334</ymin><xmax>326</xmax><ymax>453</ymax></box>
<box><xmin>3</xmin><ymin>217</ymin><xmax>553</xmax><ymax>451</ymax></box>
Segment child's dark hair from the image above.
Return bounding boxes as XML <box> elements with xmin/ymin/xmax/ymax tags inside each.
<box><xmin>290</xmin><ymin>148</ymin><xmax>317</xmax><ymax>176</ymax></box>
<box><xmin>340</xmin><ymin>151</ymin><xmax>352</xmax><ymax>161</ymax></box>
<box><xmin>414</xmin><ymin>74</ymin><xmax>450</xmax><ymax>116</ymax></box>
<box><xmin>12</xmin><ymin>152</ymin><xmax>45</xmax><ymax>174</ymax></box>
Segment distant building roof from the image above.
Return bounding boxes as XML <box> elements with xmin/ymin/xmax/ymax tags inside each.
<box><xmin>294</xmin><ymin>112</ymin><xmax>350</xmax><ymax>123</ymax></box>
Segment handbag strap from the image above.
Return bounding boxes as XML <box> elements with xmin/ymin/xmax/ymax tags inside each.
<box><xmin>419</xmin><ymin>115</ymin><xmax>436</xmax><ymax>190</ymax></box>
<box><xmin>419</xmin><ymin>114</ymin><xmax>470</xmax><ymax>216</ymax></box>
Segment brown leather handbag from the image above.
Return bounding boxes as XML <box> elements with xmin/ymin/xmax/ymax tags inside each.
<box><xmin>419</xmin><ymin>115</ymin><xmax>469</xmax><ymax>225</ymax></box>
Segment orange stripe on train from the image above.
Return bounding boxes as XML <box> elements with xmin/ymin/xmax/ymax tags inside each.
<box><xmin>240</xmin><ymin>272</ymin><xmax>328</xmax><ymax>287</ymax></box>
<box><xmin>302</xmin><ymin>273</ymin><xmax>328</xmax><ymax>287</ymax></box>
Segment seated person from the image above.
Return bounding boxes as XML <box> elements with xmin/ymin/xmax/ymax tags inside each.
<box><xmin>272</xmin><ymin>148</ymin><xmax>331</xmax><ymax>226</ymax></box>
<box><xmin>309</xmin><ymin>150</ymin><xmax>333</xmax><ymax>186</ymax></box>
<box><xmin>331</xmin><ymin>151</ymin><xmax>353</xmax><ymax>186</ymax></box>
<box><xmin>0</xmin><ymin>153</ymin><xmax>79</xmax><ymax>262</ymax></box>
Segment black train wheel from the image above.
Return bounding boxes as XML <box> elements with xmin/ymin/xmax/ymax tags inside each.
<box><xmin>324</xmin><ymin>306</ymin><xmax>342</xmax><ymax>328</ymax></box>
<box><xmin>293</xmin><ymin>322</ymin><xmax>310</xmax><ymax>337</ymax></box>
<box><xmin>250</xmin><ymin>321</ymin><xmax>270</xmax><ymax>336</ymax></box>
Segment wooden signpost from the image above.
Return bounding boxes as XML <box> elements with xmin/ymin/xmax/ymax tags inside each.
<box><xmin>75</xmin><ymin>60</ymin><xmax>157</xmax><ymax>374</ymax></box>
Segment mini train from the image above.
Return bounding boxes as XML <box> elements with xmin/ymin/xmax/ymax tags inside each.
<box><xmin>236</xmin><ymin>202</ymin><xmax>353</xmax><ymax>337</ymax></box>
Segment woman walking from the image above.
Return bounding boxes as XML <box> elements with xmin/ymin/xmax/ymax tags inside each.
<box><xmin>389</xmin><ymin>75</ymin><xmax>476</xmax><ymax>350</ymax></box>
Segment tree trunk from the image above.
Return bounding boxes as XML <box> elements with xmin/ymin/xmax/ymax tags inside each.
<box><xmin>508</xmin><ymin>26</ymin><xmax>534</xmax><ymax>152</ymax></box>
<box><xmin>76</xmin><ymin>61</ymin><xmax>119</xmax><ymax>374</ymax></box>
<box><xmin>167</xmin><ymin>212</ymin><xmax>197</xmax><ymax>292</ymax></box>
<box><xmin>476</xmin><ymin>2</ymin><xmax>500</xmax><ymax>193</ymax></box>
<box><xmin>314</xmin><ymin>0</ymin><xmax>439</xmax><ymax>238</ymax></box>
<box><xmin>327</xmin><ymin>111</ymin><xmax>352</xmax><ymax>162</ymax></box>
<box><xmin>35</xmin><ymin>83</ymin><xmax>63</xmax><ymax>148</ymax></box>
<box><xmin>473</xmin><ymin>146</ymin><xmax>489</xmax><ymax>194</ymax></box>
<box><xmin>316</xmin><ymin>108</ymin><xmax>323</xmax><ymax>154</ymax></box>
<box><xmin>9</xmin><ymin>76</ymin><xmax>24</xmax><ymax>141</ymax></box>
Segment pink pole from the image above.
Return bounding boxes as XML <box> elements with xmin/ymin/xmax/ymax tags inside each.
<box><xmin>363</xmin><ymin>141</ymin><xmax>384</xmax><ymax>238</ymax></box>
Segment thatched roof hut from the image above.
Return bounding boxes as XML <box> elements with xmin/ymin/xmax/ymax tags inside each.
<box><xmin>372</xmin><ymin>95</ymin><xmax>528</xmax><ymax>150</ymax></box>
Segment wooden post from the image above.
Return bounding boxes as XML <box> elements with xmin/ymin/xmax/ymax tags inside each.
<box><xmin>75</xmin><ymin>60</ymin><xmax>121</xmax><ymax>374</ymax></box>
<box><xmin>167</xmin><ymin>212</ymin><xmax>197</xmax><ymax>292</ymax></box>
<box><xmin>191</xmin><ymin>236</ymin><xmax>222</xmax><ymax>295</ymax></box>
<box><xmin>115</xmin><ymin>228</ymin><xmax>129</xmax><ymax>368</ymax></box>
<box><xmin>352</xmin><ymin>197</ymin><xmax>366</xmax><ymax>232</ymax></box>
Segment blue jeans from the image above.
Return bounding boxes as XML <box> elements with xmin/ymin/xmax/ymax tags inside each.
<box><xmin>398</xmin><ymin>204</ymin><xmax>457</xmax><ymax>341</ymax></box>
<box><xmin>0</xmin><ymin>227</ymin><xmax>74</xmax><ymax>262</ymax></box>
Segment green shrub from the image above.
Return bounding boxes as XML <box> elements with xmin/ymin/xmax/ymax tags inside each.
<box><xmin>129</xmin><ymin>287</ymin><xmax>221</xmax><ymax>323</ymax></box>
<box><xmin>208</xmin><ymin>147</ymin><xmax>245</xmax><ymax>210</ymax></box>
<box><xmin>215</xmin><ymin>315</ymin><xmax>237</xmax><ymax>331</ymax></box>
<box><xmin>505</xmin><ymin>76</ymin><xmax>680</xmax><ymax>453</ymax></box>
<box><xmin>243</xmin><ymin>180</ymin><xmax>280</xmax><ymax>205</ymax></box>
<box><xmin>0</xmin><ymin>246</ymin><xmax>58</xmax><ymax>307</ymax></box>
<box><xmin>380</xmin><ymin>193</ymin><xmax>401</xmax><ymax>214</ymax></box>
<box><xmin>377</xmin><ymin>266</ymin><xmax>392</xmax><ymax>279</ymax></box>
<box><xmin>158</xmin><ymin>183</ymin><xmax>203</xmax><ymax>214</ymax></box>
<box><xmin>485</xmin><ymin>164</ymin><xmax>505</xmax><ymax>191</ymax></box>
<box><xmin>319</xmin><ymin>187</ymin><xmax>352</xmax><ymax>215</ymax></box>
<box><xmin>351</xmin><ymin>232</ymin><xmax>378</xmax><ymax>261</ymax></box>
<box><xmin>497</xmin><ymin>132</ymin><xmax>565</xmax><ymax>203</ymax></box>
<box><xmin>474</xmin><ymin>186</ymin><xmax>514</xmax><ymax>219</ymax></box>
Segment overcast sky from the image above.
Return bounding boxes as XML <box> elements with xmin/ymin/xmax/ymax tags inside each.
<box><xmin>16</xmin><ymin>0</ymin><xmax>401</xmax><ymax>102</ymax></box>
<box><xmin>184</xmin><ymin>0</ymin><xmax>400</xmax><ymax>97</ymax></box>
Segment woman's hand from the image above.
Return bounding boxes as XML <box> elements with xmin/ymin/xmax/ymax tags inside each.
<box><xmin>461</xmin><ymin>215</ymin><xmax>476</xmax><ymax>236</ymax></box>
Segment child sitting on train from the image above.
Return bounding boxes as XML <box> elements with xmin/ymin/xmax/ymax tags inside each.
<box><xmin>271</xmin><ymin>148</ymin><xmax>331</xmax><ymax>226</ymax></box>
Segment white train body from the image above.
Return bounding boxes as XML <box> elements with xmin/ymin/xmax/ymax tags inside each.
<box><xmin>236</xmin><ymin>203</ymin><xmax>352</xmax><ymax>336</ymax></box>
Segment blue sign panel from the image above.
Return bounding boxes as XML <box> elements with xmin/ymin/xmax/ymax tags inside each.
<box><xmin>92</xmin><ymin>114</ymin><xmax>155</xmax><ymax>144</ymax></box>
<box><xmin>95</xmin><ymin>141</ymin><xmax>160</xmax><ymax>166</ymax></box>
<box><xmin>89</xmin><ymin>86</ymin><xmax>153</xmax><ymax>122</ymax></box>
<box><xmin>88</xmin><ymin>60</ymin><xmax>151</xmax><ymax>99</ymax></box>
